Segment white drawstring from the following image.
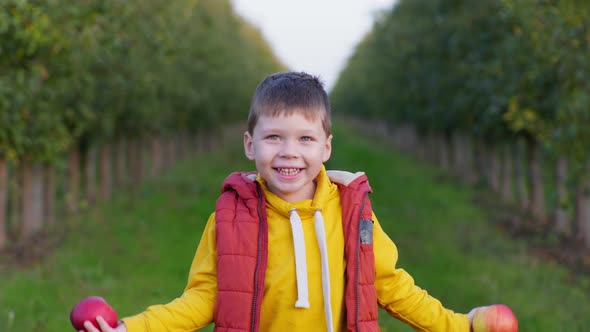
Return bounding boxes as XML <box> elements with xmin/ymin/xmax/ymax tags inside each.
<box><xmin>314</xmin><ymin>210</ymin><xmax>334</xmax><ymax>332</ymax></box>
<box><xmin>288</xmin><ymin>208</ymin><xmax>334</xmax><ymax>332</ymax></box>
<box><xmin>289</xmin><ymin>208</ymin><xmax>310</xmax><ymax>308</ymax></box>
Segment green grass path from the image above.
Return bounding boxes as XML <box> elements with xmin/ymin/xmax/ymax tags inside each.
<box><xmin>1</xmin><ymin>121</ymin><xmax>589</xmax><ymax>331</ymax></box>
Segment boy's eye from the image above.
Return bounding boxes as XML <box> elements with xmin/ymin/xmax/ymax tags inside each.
<box><xmin>266</xmin><ymin>135</ymin><xmax>280</xmax><ymax>140</ymax></box>
<box><xmin>301</xmin><ymin>136</ymin><xmax>313</xmax><ymax>142</ymax></box>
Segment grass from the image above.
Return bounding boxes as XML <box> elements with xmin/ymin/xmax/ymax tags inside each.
<box><xmin>1</xmin><ymin>120</ymin><xmax>590</xmax><ymax>331</ymax></box>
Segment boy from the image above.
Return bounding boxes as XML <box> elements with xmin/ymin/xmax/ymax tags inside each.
<box><xmin>83</xmin><ymin>71</ymin><xmax>482</xmax><ymax>332</ymax></box>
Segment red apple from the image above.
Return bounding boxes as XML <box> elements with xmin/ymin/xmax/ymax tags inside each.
<box><xmin>472</xmin><ymin>304</ymin><xmax>518</xmax><ymax>332</ymax></box>
<box><xmin>70</xmin><ymin>296</ymin><xmax>118</xmax><ymax>331</ymax></box>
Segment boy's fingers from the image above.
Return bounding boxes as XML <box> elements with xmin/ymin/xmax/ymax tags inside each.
<box><xmin>97</xmin><ymin>316</ymin><xmax>112</xmax><ymax>331</ymax></box>
<box><xmin>83</xmin><ymin>320</ymin><xmax>100</xmax><ymax>332</ymax></box>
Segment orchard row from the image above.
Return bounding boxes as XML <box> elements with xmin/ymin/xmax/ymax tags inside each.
<box><xmin>0</xmin><ymin>0</ymin><xmax>283</xmax><ymax>249</ymax></box>
<box><xmin>332</xmin><ymin>0</ymin><xmax>590</xmax><ymax>249</ymax></box>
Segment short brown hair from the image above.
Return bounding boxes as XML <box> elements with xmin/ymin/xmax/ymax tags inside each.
<box><xmin>247</xmin><ymin>72</ymin><xmax>331</xmax><ymax>136</ymax></box>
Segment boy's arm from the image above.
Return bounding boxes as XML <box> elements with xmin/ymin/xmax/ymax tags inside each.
<box><xmin>373</xmin><ymin>214</ymin><xmax>470</xmax><ymax>332</ymax></box>
<box><xmin>122</xmin><ymin>213</ymin><xmax>218</xmax><ymax>332</ymax></box>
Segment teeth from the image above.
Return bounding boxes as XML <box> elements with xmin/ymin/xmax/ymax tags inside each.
<box><xmin>277</xmin><ymin>168</ymin><xmax>300</xmax><ymax>176</ymax></box>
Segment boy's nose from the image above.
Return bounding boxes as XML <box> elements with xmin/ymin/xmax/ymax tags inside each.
<box><xmin>278</xmin><ymin>140</ymin><xmax>298</xmax><ymax>158</ymax></box>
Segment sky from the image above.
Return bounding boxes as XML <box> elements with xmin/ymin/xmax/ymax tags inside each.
<box><xmin>230</xmin><ymin>0</ymin><xmax>397</xmax><ymax>91</ymax></box>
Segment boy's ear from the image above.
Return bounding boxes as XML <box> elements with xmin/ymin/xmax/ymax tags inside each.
<box><xmin>322</xmin><ymin>134</ymin><xmax>333</xmax><ymax>162</ymax></box>
<box><xmin>244</xmin><ymin>131</ymin><xmax>255</xmax><ymax>160</ymax></box>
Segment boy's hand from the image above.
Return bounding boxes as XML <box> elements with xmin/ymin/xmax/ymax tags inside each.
<box><xmin>468</xmin><ymin>305</ymin><xmax>518</xmax><ymax>332</ymax></box>
<box><xmin>79</xmin><ymin>316</ymin><xmax>127</xmax><ymax>332</ymax></box>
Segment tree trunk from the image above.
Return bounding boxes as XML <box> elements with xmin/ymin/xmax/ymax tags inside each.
<box><xmin>489</xmin><ymin>144</ymin><xmax>500</xmax><ymax>193</ymax></box>
<box><xmin>464</xmin><ymin>136</ymin><xmax>477</xmax><ymax>185</ymax></box>
<box><xmin>116</xmin><ymin>139</ymin><xmax>127</xmax><ymax>189</ymax></box>
<box><xmin>433</xmin><ymin>135</ymin><xmax>439</xmax><ymax>164</ymax></box>
<box><xmin>500</xmin><ymin>144</ymin><xmax>514</xmax><ymax>204</ymax></box>
<box><xmin>409</xmin><ymin>126</ymin><xmax>418</xmax><ymax>153</ymax></box>
<box><xmin>400</xmin><ymin>125</ymin><xmax>408</xmax><ymax>152</ymax></box>
<box><xmin>143</xmin><ymin>138</ymin><xmax>151</xmax><ymax>180</ymax></box>
<box><xmin>0</xmin><ymin>158</ymin><xmax>7</xmax><ymax>248</ymax></box>
<box><xmin>192</xmin><ymin>133</ymin><xmax>200</xmax><ymax>155</ymax></box>
<box><xmin>20</xmin><ymin>160</ymin><xmax>44</xmax><ymax>240</ymax></box>
<box><xmin>416</xmin><ymin>134</ymin><xmax>424</xmax><ymax>160</ymax></box>
<box><xmin>574</xmin><ymin>170</ymin><xmax>590</xmax><ymax>249</ymax></box>
<box><xmin>204</xmin><ymin>130</ymin><xmax>213</xmax><ymax>153</ymax></box>
<box><xmin>175</xmin><ymin>135</ymin><xmax>181</xmax><ymax>164</ymax></box>
<box><xmin>451</xmin><ymin>133</ymin><xmax>463</xmax><ymax>175</ymax></box>
<box><xmin>44</xmin><ymin>163</ymin><xmax>56</xmax><ymax>226</ymax></box>
<box><xmin>168</xmin><ymin>137</ymin><xmax>176</xmax><ymax>169</ymax></box>
<box><xmin>554</xmin><ymin>157</ymin><xmax>570</xmax><ymax>236</ymax></box>
<box><xmin>395</xmin><ymin>126</ymin><xmax>402</xmax><ymax>151</ymax></box>
<box><xmin>100</xmin><ymin>144</ymin><xmax>112</xmax><ymax>201</ymax></box>
<box><xmin>67</xmin><ymin>148</ymin><xmax>80</xmax><ymax>215</ymax></box>
<box><xmin>159</xmin><ymin>137</ymin><xmax>168</xmax><ymax>172</ymax></box>
<box><xmin>177</xmin><ymin>133</ymin><xmax>186</xmax><ymax>161</ymax></box>
<box><xmin>85</xmin><ymin>146</ymin><xmax>97</xmax><ymax>205</ymax></box>
<box><xmin>515</xmin><ymin>139</ymin><xmax>529</xmax><ymax>211</ymax></box>
<box><xmin>526</xmin><ymin>140</ymin><xmax>546</xmax><ymax>222</ymax></box>
<box><xmin>9</xmin><ymin>164</ymin><xmax>21</xmax><ymax>238</ymax></box>
<box><xmin>439</xmin><ymin>135</ymin><xmax>450</xmax><ymax>171</ymax></box>
<box><xmin>151</xmin><ymin>137</ymin><xmax>162</xmax><ymax>177</ymax></box>
<box><xmin>474</xmin><ymin>141</ymin><xmax>487</xmax><ymax>187</ymax></box>
<box><xmin>129</xmin><ymin>139</ymin><xmax>141</xmax><ymax>190</ymax></box>
<box><xmin>422</xmin><ymin>134</ymin><xmax>433</xmax><ymax>162</ymax></box>
<box><xmin>435</xmin><ymin>136</ymin><xmax>441</xmax><ymax>168</ymax></box>
<box><xmin>411</xmin><ymin>132</ymin><xmax>419</xmax><ymax>158</ymax></box>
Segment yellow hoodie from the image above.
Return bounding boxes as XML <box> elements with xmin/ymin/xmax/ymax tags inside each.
<box><xmin>123</xmin><ymin>167</ymin><xmax>470</xmax><ymax>331</ymax></box>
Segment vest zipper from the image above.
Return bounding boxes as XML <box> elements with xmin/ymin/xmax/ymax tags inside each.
<box><xmin>355</xmin><ymin>191</ymin><xmax>369</xmax><ymax>332</ymax></box>
<box><xmin>251</xmin><ymin>184</ymin><xmax>265</xmax><ymax>332</ymax></box>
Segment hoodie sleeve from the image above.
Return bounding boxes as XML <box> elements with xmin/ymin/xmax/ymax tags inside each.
<box><xmin>372</xmin><ymin>213</ymin><xmax>470</xmax><ymax>332</ymax></box>
<box><xmin>122</xmin><ymin>213</ymin><xmax>218</xmax><ymax>332</ymax></box>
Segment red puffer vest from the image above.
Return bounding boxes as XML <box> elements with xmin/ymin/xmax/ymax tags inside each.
<box><xmin>214</xmin><ymin>172</ymin><xmax>380</xmax><ymax>332</ymax></box>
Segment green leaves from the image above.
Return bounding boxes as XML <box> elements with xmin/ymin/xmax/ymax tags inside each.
<box><xmin>0</xmin><ymin>0</ymin><xmax>281</xmax><ymax>162</ymax></box>
<box><xmin>333</xmin><ymin>0</ymin><xmax>590</xmax><ymax>166</ymax></box>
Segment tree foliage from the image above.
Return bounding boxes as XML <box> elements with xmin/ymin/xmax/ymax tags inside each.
<box><xmin>332</xmin><ymin>0</ymin><xmax>590</xmax><ymax>164</ymax></box>
<box><xmin>0</xmin><ymin>0</ymin><xmax>283</xmax><ymax>162</ymax></box>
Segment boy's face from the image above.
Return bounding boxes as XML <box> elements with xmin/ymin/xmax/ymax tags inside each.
<box><xmin>244</xmin><ymin>110</ymin><xmax>332</xmax><ymax>202</ymax></box>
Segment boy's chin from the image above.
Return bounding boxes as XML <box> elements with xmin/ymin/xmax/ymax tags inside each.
<box><xmin>269</xmin><ymin>184</ymin><xmax>299</xmax><ymax>196</ymax></box>
<box><xmin>272</xmin><ymin>183</ymin><xmax>317</xmax><ymax>202</ymax></box>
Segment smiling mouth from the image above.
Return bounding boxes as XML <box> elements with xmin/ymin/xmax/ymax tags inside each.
<box><xmin>275</xmin><ymin>168</ymin><xmax>302</xmax><ymax>176</ymax></box>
